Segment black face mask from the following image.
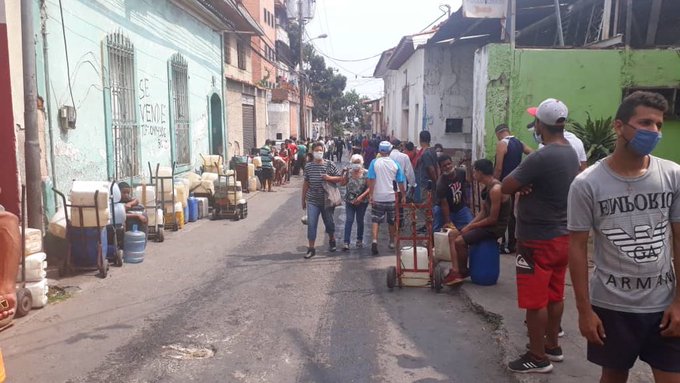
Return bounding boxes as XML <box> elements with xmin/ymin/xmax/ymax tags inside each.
<box><xmin>527</xmin><ymin>120</ymin><xmax>535</xmax><ymax>130</ymax></box>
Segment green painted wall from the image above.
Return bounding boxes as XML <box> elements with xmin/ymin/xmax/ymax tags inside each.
<box><xmin>484</xmin><ymin>45</ymin><xmax>680</xmax><ymax>163</ymax></box>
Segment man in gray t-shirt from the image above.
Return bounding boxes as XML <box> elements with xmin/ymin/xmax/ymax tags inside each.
<box><xmin>502</xmin><ymin>98</ymin><xmax>579</xmax><ymax>373</ymax></box>
<box><xmin>568</xmin><ymin>91</ymin><xmax>680</xmax><ymax>382</ymax></box>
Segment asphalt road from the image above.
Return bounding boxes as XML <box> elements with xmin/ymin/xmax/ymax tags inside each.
<box><xmin>1</xmin><ymin>175</ymin><xmax>514</xmax><ymax>383</ymax></box>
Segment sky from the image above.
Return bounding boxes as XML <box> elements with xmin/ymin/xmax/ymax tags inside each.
<box><xmin>304</xmin><ymin>0</ymin><xmax>463</xmax><ymax>100</ymax></box>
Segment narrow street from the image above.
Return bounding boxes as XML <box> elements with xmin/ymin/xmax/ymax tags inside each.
<box><xmin>1</xmin><ymin>175</ymin><xmax>512</xmax><ymax>383</ymax></box>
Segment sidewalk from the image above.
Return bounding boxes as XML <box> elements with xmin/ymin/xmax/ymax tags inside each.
<box><xmin>459</xmin><ymin>254</ymin><xmax>654</xmax><ymax>383</ymax></box>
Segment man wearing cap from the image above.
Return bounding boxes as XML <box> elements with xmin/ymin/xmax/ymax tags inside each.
<box><xmin>502</xmin><ymin>98</ymin><xmax>580</xmax><ymax>373</ymax></box>
<box><xmin>494</xmin><ymin>124</ymin><xmax>533</xmax><ymax>254</ymax></box>
<box><xmin>528</xmin><ymin>121</ymin><xmax>588</xmax><ymax>172</ymax></box>
<box><xmin>367</xmin><ymin>141</ymin><xmax>406</xmax><ymax>255</ymax></box>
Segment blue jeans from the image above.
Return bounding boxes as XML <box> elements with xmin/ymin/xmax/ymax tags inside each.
<box><xmin>433</xmin><ymin>205</ymin><xmax>473</xmax><ymax>233</ymax></box>
<box><xmin>344</xmin><ymin>202</ymin><xmax>368</xmax><ymax>244</ymax></box>
<box><xmin>307</xmin><ymin>202</ymin><xmax>335</xmax><ymax>242</ymax></box>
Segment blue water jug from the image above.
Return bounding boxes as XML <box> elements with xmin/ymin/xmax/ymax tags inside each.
<box><xmin>183</xmin><ymin>205</ymin><xmax>189</xmax><ymax>224</ymax></box>
<box><xmin>123</xmin><ymin>224</ymin><xmax>146</xmax><ymax>263</ymax></box>
<box><xmin>469</xmin><ymin>239</ymin><xmax>500</xmax><ymax>286</ymax></box>
<box><xmin>188</xmin><ymin>195</ymin><xmax>198</xmax><ymax>222</ymax></box>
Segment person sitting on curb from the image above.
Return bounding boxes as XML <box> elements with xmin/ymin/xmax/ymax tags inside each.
<box><xmin>442</xmin><ymin>159</ymin><xmax>511</xmax><ymax>286</ymax></box>
<box><xmin>434</xmin><ymin>154</ymin><xmax>473</xmax><ymax>233</ymax></box>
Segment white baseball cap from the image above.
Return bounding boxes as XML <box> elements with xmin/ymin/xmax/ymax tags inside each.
<box><xmin>378</xmin><ymin>141</ymin><xmax>393</xmax><ymax>152</ymax></box>
<box><xmin>527</xmin><ymin>98</ymin><xmax>568</xmax><ymax>126</ymax></box>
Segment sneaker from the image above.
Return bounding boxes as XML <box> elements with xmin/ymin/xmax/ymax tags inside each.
<box><xmin>508</xmin><ymin>352</ymin><xmax>553</xmax><ymax>373</ymax></box>
<box><xmin>525</xmin><ymin>344</ymin><xmax>564</xmax><ymax>362</ymax></box>
<box><xmin>388</xmin><ymin>241</ymin><xmax>395</xmax><ymax>250</ymax></box>
<box><xmin>342</xmin><ymin>243</ymin><xmax>350</xmax><ymax>251</ymax></box>
<box><xmin>371</xmin><ymin>242</ymin><xmax>379</xmax><ymax>255</ymax></box>
<box><xmin>329</xmin><ymin>239</ymin><xmax>337</xmax><ymax>252</ymax></box>
<box><xmin>304</xmin><ymin>248</ymin><xmax>316</xmax><ymax>259</ymax></box>
<box><xmin>356</xmin><ymin>241</ymin><xmax>364</xmax><ymax>248</ymax></box>
<box><xmin>443</xmin><ymin>270</ymin><xmax>465</xmax><ymax>286</ymax></box>
<box><xmin>558</xmin><ymin>327</ymin><xmax>565</xmax><ymax>338</ymax></box>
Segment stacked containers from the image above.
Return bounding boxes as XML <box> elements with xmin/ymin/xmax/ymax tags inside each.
<box><xmin>20</xmin><ymin>228</ymin><xmax>48</xmax><ymax>308</ymax></box>
<box><xmin>69</xmin><ymin>182</ymin><xmax>108</xmax><ymax>267</ymax></box>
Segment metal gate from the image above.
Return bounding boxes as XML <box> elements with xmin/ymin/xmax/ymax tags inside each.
<box><xmin>242</xmin><ymin>103</ymin><xmax>256</xmax><ymax>154</ymax></box>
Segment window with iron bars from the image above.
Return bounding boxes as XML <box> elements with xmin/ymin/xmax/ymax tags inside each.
<box><xmin>237</xmin><ymin>40</ymin><xmax>246</xmax><ymax>70</ymax></box>
<box><xmin>171</xmin><ymin>53</ymin><xmax>190</xmax><ymax>167</ymax></box>
<box><xmin>106</xmin><ymin>32</ymin><xmax>139</xmax><ymax>180</ymax></box>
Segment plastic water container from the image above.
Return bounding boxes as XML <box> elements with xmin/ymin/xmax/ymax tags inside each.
<box><xmin>433</xmin><ymin>230</ymin><xmax>453</xmax><ymax>262</ymax></box>
<box><xmin>135</xmin><ymin>185</ymin><xmax>156</xmax><ymax>205</ymax></box>
<box><xmin>469</xmin><ymin>239</ymin><xmax>500</xmax><ymax>286</ymax></box>
<box><xmin>123</xmin><ymin>225</ymin><xmax>146</xmax><ymax>263</ymax></box>
<box><xmin>247</xmin><ymin>163</ymin><xmax>255</xmax><ymax>178</ymax></box>
<box><xmin>183</xmin><ymin>205</ymin><xmax>189</xmax><ymax>224</ymax></box>
<box><xmin>253</xmin><ymin>156</ymin><xmax>262</xmax><ymax>168</ymax></box>
<box><xmin>26</xmin><ymin>279</ymin><xmax>48</xmax><ymax>308</ymax></box>
<box><xmin>69</xmin><ymin>227</ymin><xmax>107</xmax><ymax>267</ymax></box>
<box><xmin>156</xmin><ymin>166</ymin><xmax>174</xmax><ymax>193</ymax></box>
<box><xmin>110</xmin><ymin>202</ymin><xmax>126</xmax><ymax>226</ymax></box>
<box><xmin>400</xmin><ymin>246</ymin><xmax>430</xmax><ymax>286</ymax></box>
<box><xmin>71</xmin><ymin>181</ymin><xmax>110</xmax><ymax>207</ymax></box>
<box><xmin>187</xmin><ymin>195</ymin><xmax>198</xmax><ymax>222</ymax></box>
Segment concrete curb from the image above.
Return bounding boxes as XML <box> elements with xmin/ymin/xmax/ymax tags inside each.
<box><xmin>457</xmin><ymin>285</ymin><xmax>538</xmax><ymax>383</ymax></box>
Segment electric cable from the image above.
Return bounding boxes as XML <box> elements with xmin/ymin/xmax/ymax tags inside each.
<box><xmin>58</xmin><ymin>0</ymin><xmax>77</xmax><ymax>121</ymax></box>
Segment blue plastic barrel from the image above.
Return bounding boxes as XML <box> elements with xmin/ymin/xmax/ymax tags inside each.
<box><xmin>469</xmin><ymin>239</ymin><xmax>500</xmax><ymax>286</ymax></box>
<box><xmin>188</xmin><ymin>195</ymin><xmax>198</xmax><ymax>222</ymax></box>
<box><xmin>69</xmin><ymin>227</ymin><xmax>107</xmax><ymax>267</ymax></box>
<box><xmin>183</xmin><ymin>205</ymin><xmax>189</xmax><ymax>224</ymax></box>
<box><xmin>123</xmin><ymin>225</ymin><xmax>146</xmax><ymax>263</ymax></box>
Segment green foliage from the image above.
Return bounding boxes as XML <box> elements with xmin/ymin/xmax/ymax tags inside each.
<box><xmin>567</xmin><ymin>114</ymin><xmax>617</xmax><ymax>165</ymax></box>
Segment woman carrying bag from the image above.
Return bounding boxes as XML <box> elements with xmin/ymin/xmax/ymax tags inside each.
<box><xmin>302</xmin><ymin>142</ymin><xmax>343</xmax><ymax>259</ymax></box>
<box><xmin>340</xmin><ymin>154</ymin><xmax>369</xmax><ymax>251</ymax></box>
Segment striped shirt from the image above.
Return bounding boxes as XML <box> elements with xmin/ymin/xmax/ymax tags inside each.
<box><xmin>304</xmin><ymin>160</ymin><xmax>341</xmax><ymax>206</ymax></box>
<box><xmin>260</xmin><ymin>146</ymin><xmax>273</xmax><ymax>168</ymax></box>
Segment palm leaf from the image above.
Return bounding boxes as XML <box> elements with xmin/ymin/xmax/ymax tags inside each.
<box><xmin>567</xmin><ymin>113</ymin><xmax>616</xmax><ymax>165</ymax></box>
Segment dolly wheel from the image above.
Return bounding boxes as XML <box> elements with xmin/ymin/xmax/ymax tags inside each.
<box><xmin>15</xmin><ymin>288</ymin><xmax>32</xmax><ymax>318</ymax></box>
<box><xmin>387</xmin><ymin>266</ymin><xmax>397</xmax><ymax>290</ymax></box>
<box><xmin>157</xmin><ymin>227</ymin><xmax>165</xmax><ymax>243</ymax></box>
<box><xmin>433</xmin><ymin>264</ymin><xmax>444</xmax><ymax>293</ymax></box>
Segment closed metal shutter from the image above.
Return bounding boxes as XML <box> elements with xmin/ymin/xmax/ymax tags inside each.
<box><xmin>242</xmin><ymin>104</ymin><xmax>256</xmax><ymax>154</ymax></box>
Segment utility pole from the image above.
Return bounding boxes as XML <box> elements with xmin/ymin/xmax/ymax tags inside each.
<box><xmin>298</xmin><ymin>0</ymin><xmax>305</xmax><ymax>141</ymax></box>
<box><xmin>22</xmin><ymin>0</ymin><xmax>43</xmax><ymax>229</ymax></box>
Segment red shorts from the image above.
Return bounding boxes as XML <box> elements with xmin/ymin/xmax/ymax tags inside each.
<box><xmin>515</xmin><ymin>235</ymin><xmax>569</xmax><ymax>310</ymax></box>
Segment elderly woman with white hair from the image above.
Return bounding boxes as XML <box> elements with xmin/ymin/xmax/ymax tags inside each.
<box><xmin>340</xmin><ymin>154</ymin><xmax>370</xmax><ymax>251</ymax></box>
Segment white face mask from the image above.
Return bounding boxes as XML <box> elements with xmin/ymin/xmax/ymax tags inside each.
<box><xmin>351</xmin><ymin>163</ymin><xmax>362</xmax><ymax>170</ymax></box>
<box><xmin>313</xmin><ymin>151</ymin><xmax>323</xmax><ymax>160</ymax></box>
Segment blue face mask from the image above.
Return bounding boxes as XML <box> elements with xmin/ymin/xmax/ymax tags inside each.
<box><xmin>626</xmin><ymin>125</ymin><xmax>662</xmax><ymax>156</ymax></box>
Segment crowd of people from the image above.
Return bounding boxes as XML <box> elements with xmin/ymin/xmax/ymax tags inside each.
<box><xmin>296</xmin><ymin>91</ymin><xmax>680</xmax><ymax>381</ymax></box>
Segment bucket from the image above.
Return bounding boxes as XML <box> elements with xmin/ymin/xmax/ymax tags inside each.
<box><xmin>123</xmin><ymin>225</ymin><xmax>146</xmax><ymax>263</ymax></box>
<box><xmin>469</xmin><ymin>239</ymin><xmax>500</xmax><ymax>286</ymax></box>
<box><xmin>399</xmin><ymin>246</ymin><xmax>430</xmax><ymax>286</ymax></box>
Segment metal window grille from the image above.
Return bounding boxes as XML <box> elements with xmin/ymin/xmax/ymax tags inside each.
<box><xmin>237</xmin><ymin>41</ymin><xmax>246</xmax><ymax>70</ymax></box>
<box><xmin>107</xmin><ymin>32</ymin><xmax>139</xmax><ymax>180</ymax></box>
<box><xmin>171</xmin><ymin>53</ymin><xmax>190</xmax><ymax>166</ymax></box>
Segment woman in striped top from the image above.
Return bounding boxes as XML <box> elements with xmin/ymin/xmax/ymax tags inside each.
<box><xmin>302</xmin><ymin>142</ymin><xmax>343</xmax><ymax>259</ymax></box>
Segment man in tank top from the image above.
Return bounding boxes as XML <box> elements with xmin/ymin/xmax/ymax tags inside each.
<box><xmin>443</xmin><ymin>158</ymin><xmax>511</xmax><ymax>286</ymax></box>
<box><xmin>494</xmin><ymin>124</ymin><xmax>533</xmax><ymax>255</ymax></box>
<box><xmin>568</xmin><ymin>91</ymin><xmax>680</xmax><ymax>383</ymax></box>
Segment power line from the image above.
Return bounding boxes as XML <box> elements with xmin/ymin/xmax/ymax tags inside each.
<box><xmin>313</xmin><ymin>46</ymin><xmax>383</xmax><ymax>62</ymax></box>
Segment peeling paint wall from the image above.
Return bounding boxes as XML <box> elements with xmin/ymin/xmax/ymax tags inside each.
<box><xmin>267</xmin><ymin>101</ymin><xmax>291</xmax><ymax>140</ymax></box>
<box><xmin>381</xmin><ymin>49</ymin><xmax>425</xmax><ymax>143</ymax></box>
<box><xmin>424</xmin><ymin>42</ymin><xmax>476</xmax><ymax>151</ymax></box>
<box><xmin>481</xmin><ymin>45</ymin><xmax>680</xmax><ymax>163</ymax></box>
<box><xmin>41</xmin><ymin>0</ymin><xmax>223</xmax><ymax>192</ymax></box>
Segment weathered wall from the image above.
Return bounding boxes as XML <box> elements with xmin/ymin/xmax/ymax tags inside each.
<box><xmin>481</xmin><ymin>45</ymin><xmax>680</xmax><ymax>163</ymax></box>
<box><xmin>41</xmin><ymin>0</ymin><xmax>222</xmax><ymax>191</ymax></box>
<box><xmin>255</xmin><ymin>88</ymin><xmax>267</xmax><ymax>146</ymax></box>
<box><xmin>267</xmin><ymin>101</ymin><xmax>290</xmax><ymax>140</ymax></box>
<box><xmin>0</xmin><ymin>1</ymin><xmax>20</xmax><ymax>214</ymax></box>
<box><xmin>226</xmin><ymin>80</ymin><xmax>245</xmax><ymax>158</ymax></box>
<box><xmin>424</xmin><ymin>42</ymin><xmax>475</xmax><ymax>151</ymax></box>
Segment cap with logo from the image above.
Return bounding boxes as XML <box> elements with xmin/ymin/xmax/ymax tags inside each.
<box><xmin>526</xmin><ymin>98</ymin><xmax>568</xmax><ymax>126</ymax></box>
<box><xmin>378</xmin><ymin>141</ymin><xmax>393</xmax><ymax>152</ymax></box>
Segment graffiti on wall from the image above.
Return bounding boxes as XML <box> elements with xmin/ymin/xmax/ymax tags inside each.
<box><xmin>138</xmin><ymin>78</ymin><xmax>170</xmax><ymax>150</ymax></box>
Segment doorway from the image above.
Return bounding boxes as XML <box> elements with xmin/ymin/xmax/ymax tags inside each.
<box><xmin>210</xmin><ymin>93</ymin><xmax>223</xmax><ymax>156</ymax></box>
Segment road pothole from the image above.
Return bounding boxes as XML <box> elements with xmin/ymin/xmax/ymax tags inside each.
<box><xmin>162</xmin><ymin>344</ymin><xmax>216</xmax><ymax>360</ymax></box>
